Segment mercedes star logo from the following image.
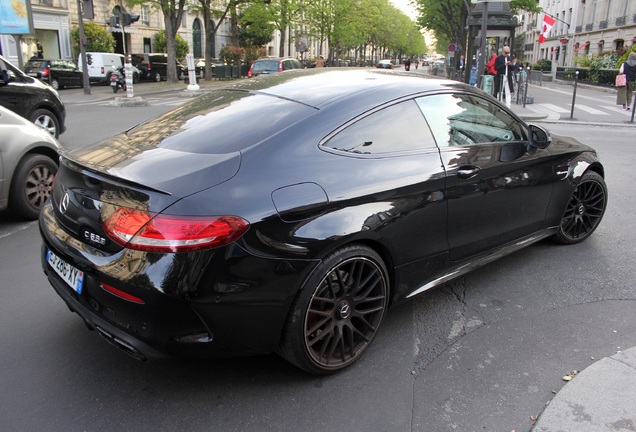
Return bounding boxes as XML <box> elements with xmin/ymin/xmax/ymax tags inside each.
<box><xmin>60</xmin><ymin>192</ymin><xmax>70</xmax><ymax>214</ymax></box>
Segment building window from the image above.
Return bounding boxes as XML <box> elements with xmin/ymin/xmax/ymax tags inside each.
<box><xmin>141</xmin><ymin>6</ymin><xmax>149</xmax><ymax>25</ymax></box>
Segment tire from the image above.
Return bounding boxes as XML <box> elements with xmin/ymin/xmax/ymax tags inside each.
<box><xmin>154</xmin><ymin>72</ymin><xmax>162</xmax><ymax>82</ymax></box>
<box><xmin>554</xmin><ymin>171</ymin><xmax>607</xmax><ymax>244</ymax></box>
<box><xmin>30</xmin><ymin>109</ymin><xmax>60</xmax><ymax>138</ymax></box>
<box><xmin>50</xmin><ymin>78</ymin><xmax>61</xmax><ymax>90</ymax></box>
<box><xmin>112</xmin><ymin>86</ymin><xmax>119</xmax><ymax>93</ymax></box>
<box><xmin>9</xmin><ymin>154</ymin><xmax>58</xmax><ymax>220</ymax></box>
<box><xmin>279</xmin><ymin>244</ymin><xmax>389</xmax><ymax>374</ymax></box>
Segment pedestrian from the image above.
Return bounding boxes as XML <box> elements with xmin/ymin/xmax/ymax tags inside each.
<box><xmin>494</xmin><ymin>46</ymin><xmax>514</xmax><ymax>105</ymax></box>
<box><xmin>404</xmin><ymin>57</ymin><xmax>411</xmax><ymax>71</ymax></box>
<box><xmin>456</xmin><ymin>54</ymin><xmax>465</xmax><ymax>80</ymax></box>
<box><xmin>486</xmin><ymin>49</ymin><xmax>497</xmax><ymax>76</ymax></box>
<box><xmin>315</xmin><ymin>56</ymin><xmax>325</xmax><ymax>68</ymax></box>
<box><xmin>617</xmin><ymin>52</ymin><xmax>636</xmax><ymax>110</ymax></box>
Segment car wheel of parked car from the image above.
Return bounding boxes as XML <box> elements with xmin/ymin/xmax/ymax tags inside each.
<box><xmin>279</xmin><ymin>244</ymin><xmax>388</xmax><ymax>374</ymax></box>
<box><xmin>554</xmin><ymin>171</ymin><xmax>607</xmax><ymax>245</ymax></box>
<box><xmin>50</xmin><ymin>78</ymin><xmax>61</xmax><ymax>90</ymax></box>
<box><xmin>9</xmin><ymin>154</ymin><xmax>58</xmax><ymax>220</ymax></box>
<box><xmin>154</xmin><ymin>72</ymin><xmax>162</xmax><ymax>82</ymax></box>
<box><xmin>30</xmin><ymin>108</ymin><xmax>60</xmax><ymax>138</ymax></box>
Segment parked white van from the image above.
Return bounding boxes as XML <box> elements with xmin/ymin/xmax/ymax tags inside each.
<box><xmin>77</xmin><ymin>53</ymin><xmax>141</xmax><ymax>84</ymax></box>
<box><xmin>77</xmin><ymin>52</ymin><xmax>124</xmax><ymax>84</ymax></box>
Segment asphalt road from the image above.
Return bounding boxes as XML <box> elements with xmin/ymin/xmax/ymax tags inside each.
<box><xmin>1</xmin><ymin>90</ymin><xmax>634</xmax><ymax>431</ymax></box>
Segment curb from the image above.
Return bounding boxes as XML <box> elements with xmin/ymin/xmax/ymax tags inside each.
<box><xmin>533</xmin><ymin>346</ymin><xmax>636</xmax><ymax>431</ymax></box>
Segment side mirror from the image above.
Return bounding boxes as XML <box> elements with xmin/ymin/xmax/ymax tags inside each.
<box><xmin>528</xmin><ymin>124</ymin><xmax>551</xmax><ymax>149</ymax></box>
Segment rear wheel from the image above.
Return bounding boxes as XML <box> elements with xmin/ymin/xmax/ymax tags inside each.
<box><xmin>9</xmin><ymin>154</ymin><xmax>58</xmax><ymax>220</ymax></box>
<box><xmin>554</xmin><ymin>171</ymin><xmax>607</xmax><ymax>244</ymax></box>
<box><xmin>279</xmin><ymin>245</ymin><xmax>389</xmax><ymax>374</ymax></box>
<box><xmin>50</xmin><ymin>78</ymin><xmax>61</xmax><ymax>90</ymax></box>
<box><xmin>30</xmin><ymin>109</ymin><xmax>60</xmax><ymax>138</ymax></box>
<box><xmin>154</xmin><ymin>72</ymin><xmax>162</xmax><ymax>82</ymax></box>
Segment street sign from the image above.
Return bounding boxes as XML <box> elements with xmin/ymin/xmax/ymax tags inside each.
<box><xmin>447</xmin><ymin>43</ymin><xmax>457</xmax><ymax>52</ymax></box>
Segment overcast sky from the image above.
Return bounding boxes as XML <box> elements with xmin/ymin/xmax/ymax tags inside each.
<box><xmin>390</xmin><ymin>0</ymin><xmax>418</xmax><ymax>20</ymax></box>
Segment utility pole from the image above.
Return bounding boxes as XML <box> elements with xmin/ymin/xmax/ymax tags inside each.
<box><xmin>76</xmin><ymin>0</ymin><xmax>91</xmax><ymax>95</ymax></box>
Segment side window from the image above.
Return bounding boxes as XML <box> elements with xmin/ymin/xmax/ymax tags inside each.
<box><xmin>416</xmin><ymin>93</ymin><xmax>525</xmax><ymax>147</ymax></box>
<box><xmin>322</xmin><ymin>100</ymin><xmax>437</xmax><ymax>155</ymax></box>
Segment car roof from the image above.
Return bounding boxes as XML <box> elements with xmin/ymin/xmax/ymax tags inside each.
<box><xmin>228</xmin><ymin>68</ymin><xmax>469</xmax><ymax>108</ymax></box>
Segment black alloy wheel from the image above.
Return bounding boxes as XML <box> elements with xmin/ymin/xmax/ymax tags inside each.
<box><xmin>555</xmin><ymin>171</ymin><xmax>607</xmax><ymax>244</ymax></box>
<box><xmin>280</xmin><ymin>245</ymin><xmax>388</xmax><ymax>374</ymax></box>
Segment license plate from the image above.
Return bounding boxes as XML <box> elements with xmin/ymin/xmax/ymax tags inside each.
<box><xmin>47</xmin><ymin>249</ymin><xmax>84</xmax><ymax>294</ymax></box>
<box><xmin>110</xmin><ymin>81</ymin><xmax>117</xmax><ymax>86</ymax></box>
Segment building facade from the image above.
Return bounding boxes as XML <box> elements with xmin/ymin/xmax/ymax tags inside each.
<box><xmin>0</xmin><ymin>0</ymin><xmax>233</xmax><ymax>65</ymax></box>
<box><xmin>517</xmin><ymin>0</ymin><xmax>636</xmax><ymax>67</ymax></box>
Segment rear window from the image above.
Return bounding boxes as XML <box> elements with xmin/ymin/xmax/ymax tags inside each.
<box><xmin>129</xmin><ymin>90</ymin><xmax>316</xmax><ymax>154</ymax></box>
<box><xmin>253</xmin><ymin>60</ymin><xmax>280</xmax><ymax>71</ymax></box>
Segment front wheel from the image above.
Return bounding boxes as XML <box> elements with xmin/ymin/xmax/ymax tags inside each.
<box><xmin>154</xmin><ymin>72</ymin><xmax>162</xmax><ymax>82</ymax></box>
<box><xmin>279</xmin><ymin>244</ymin><xmax>389</xmax><ymax>374</ymax></box>
<box><xmin>9</xmin><ymin>154</ymin><xmax>58</xmax><ymax>220</ymax></box>
<box><xmin>30</xmin><ymin>109</ymin><xmax>60</xmax><ymax>138</ymax></box>
<box><xmin>554</xmin><ymin>171</ymin><xmax>607</xmax><ymax>244</ymax></box>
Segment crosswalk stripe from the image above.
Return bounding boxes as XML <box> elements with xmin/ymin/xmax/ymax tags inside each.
<box><xmin>537</xmin><ymin>103</ymin><xmax>570</xmax><ymax>113</ymax></box>
<box><xmin>568</xmin><ymin>104</ymin><xmax>608</xmax><ymax>115</ymax></box>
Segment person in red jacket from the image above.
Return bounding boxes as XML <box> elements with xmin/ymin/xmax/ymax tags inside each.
<box><xmin>486</xmin><ymin>49</ymin><xmax>497</xmax><ymax>75</ymax></box>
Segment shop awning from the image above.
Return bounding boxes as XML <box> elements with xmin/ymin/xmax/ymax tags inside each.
<box><xmin>575</xmin><ymin>41</ymin><xmax>590</xmax><ymax>51</ymax></box>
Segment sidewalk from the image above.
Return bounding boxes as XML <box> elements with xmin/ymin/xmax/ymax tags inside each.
<box><xmin>533</xmin><ymin>346</ymin><xmax>636</xmax><ymax>431</ymax></box>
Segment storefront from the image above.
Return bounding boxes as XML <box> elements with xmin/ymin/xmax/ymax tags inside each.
<box><xmin>1</xmin><ymin>1</ymin><xmax>71</xmax><ymax>66</ymax></box>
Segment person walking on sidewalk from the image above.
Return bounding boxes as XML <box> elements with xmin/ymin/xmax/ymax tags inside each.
<box><xmin>617</xmin><ymin>52</ymin><xmax>636</xmax><ymax>110</ymax></box>
<box><xmin>494</xmin><ymin>46</ymin><xmax>514</xmax><ymax>106</ymax></box>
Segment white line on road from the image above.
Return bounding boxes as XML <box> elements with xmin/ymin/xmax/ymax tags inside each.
<box><xmin>537</xmin><ymin>103</ymin><xmax>570</xmax><ymax>113</ymax></box>
<box><xmin>568</xmin><ymin>104</ymin><xmax>609</xmax><ymax>115</ymax></box>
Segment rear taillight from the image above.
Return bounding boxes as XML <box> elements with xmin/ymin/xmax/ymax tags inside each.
<box><xmin>41</xmin><ymin>69</ymin><xmax>49</xmax><ymax>77</ymax></box>
<box><xmin>103</xmin><ymin>208</ymin><xmax>249</xmax><ymax>253</ymax></box>
<box><xmin>248</xmin><ymin>62</ymin><xmax>254</xmax><ymax>78</ymax></box>
<box><xmin>101</xmin><ymin>282</ymin><xmax>145</xmax><ymax>304</ymax></box>
<box><xmin>278</xmin><ymin>61</ymin><xmax>283</xmax><ymax>72</ymax></box>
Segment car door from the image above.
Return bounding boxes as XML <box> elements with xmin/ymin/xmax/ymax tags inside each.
<box><xmin>416</xmin><ymin>92</ymin><xmax>558</xmax><ymax>261</ymax></box>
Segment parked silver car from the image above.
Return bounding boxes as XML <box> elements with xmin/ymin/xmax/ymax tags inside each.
<box><xmin>0</xmin><ymin>105</ymin><xmax>61</xmax><ymax>219</ymax></box>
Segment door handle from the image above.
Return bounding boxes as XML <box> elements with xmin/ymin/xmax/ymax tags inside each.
<box><xmin>457</xmin><ymin>166</ymin><xmax>480</xmax><ymax>179</ymax></box>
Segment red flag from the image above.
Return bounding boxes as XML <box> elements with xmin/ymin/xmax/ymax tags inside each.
<box><xmin>538</xmin><ymin>15</ymin><xmax>556</xmax><ymax>44</ymax></box>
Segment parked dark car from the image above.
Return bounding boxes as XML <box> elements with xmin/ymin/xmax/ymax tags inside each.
<box><xmin>39</xmin><ymin>69</ymin><xmax>607</xmax><ymax>374</ymax></box>
<box><xmin>23</xmin><ymin>59</ymin><xmax>83</xmax><ymax>90</ymax></box>
<box><xmin>0</xmin><ymin>105</ymin><xmax>60</xmax><ymax>219</ymax></box>
<box><xmin>0</xmin><ymin>55</ymin><xmax>66</xmax><ymax>138</ymax></box>
<box><xmin>247</xmin><ymin>57</ymin><xmax>303</xmax><ymax>78</ymax></box>
<box><xmin>130</xmin><ymin>53</ymin><xmax>183</xmax><ymax>82</ymax></box>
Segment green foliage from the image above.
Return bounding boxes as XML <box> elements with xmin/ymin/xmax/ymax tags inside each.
<box><xmin>154</xmin><ymin>30</ymin><xmax>189</xmax><ymax>57</ymax></box>
<box><xmin>220</xmin><ymin>46</ymin><xmax>245</xmax><ymax>65</ymax></box>
<box><xmin>534</xmin><ymin>59</ymin><xmax>551</xmax><ymax>72</ymax></box>
<box><xmin>589</xmin><ymin>52</ymin><xmax>619</xmax><ymax>83</ymax></box>
<box><xmin>70</xmin><ymin>22</ymin><xmax>115</xmax><ymax>58</ymax></box>
<box><xmin>572</xmin><ymin>55</ymin><xmax>592</xmax><ymax>67</ymax></box>
<box><xmin>616</xmin><ymin>45</ymin><xmax>636</xmax><ymax>68</ymax></box>
<box><xmin>239</xmin><ymin>3</ymin><xmax>275</xmax><ymax>49</ymax></box>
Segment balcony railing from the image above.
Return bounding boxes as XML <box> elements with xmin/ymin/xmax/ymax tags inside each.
<box><xmin>575</xmin><ymin>25</ymin><xmax>582</xmax><ymax>33</ymax></box>
<box><xmin>599</xmin><ymin>20</ymin><xmax>608</xmax><ymax>29</ymax></box>
<box><xmin>585</xmin><ymin>23</ymin><xmax>593</xmax><ymax>31</ymax></box>
<box><xmin>616</xmin><ymin>16</ymin><xmax>626</xmax><ymax>26</ymax></box>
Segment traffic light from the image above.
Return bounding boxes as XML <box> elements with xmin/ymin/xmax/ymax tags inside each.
<box><xmin>109</xmin><ymin>15</ymin><xmax>120</xmax><ymax>27</ymax></box>
<box><xmin>122</xmin><ymin>13</ymin><xmax>140</xmax><ymax>26</ymax></box>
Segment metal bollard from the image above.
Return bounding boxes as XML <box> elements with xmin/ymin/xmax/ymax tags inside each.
<box><xmin>569</xmin><ymin>71</ymin><xmax>579</xmax><ymax>119</ymax></box>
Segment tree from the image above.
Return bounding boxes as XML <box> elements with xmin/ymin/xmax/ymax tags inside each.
<box><xmin>413</xmin><ymin>0</ymin><xmax>540</xmax><ymax>60</ymax></box>
<box><xmin>70</xmin><ymin>22</ymin><xmax>115</xmax><ymax>58</ymax></box>
<box><xmin>239</xmin><ymin>3</ymin><xmax>275</xmax><ymax>49</ymax></box>
<box><xmin>128</xmin><ymin>0</ymin><xmax>187</xmax><ymax>83</ymax></box>
<box><xmin>153</xmin><ymin>30</ymin><xmax>189</xmax><ymax>58</ymax></box>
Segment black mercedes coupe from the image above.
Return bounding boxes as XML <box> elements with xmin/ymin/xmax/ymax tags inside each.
<box><xmin>39</xmin><ymin>69</ymin><xmax>607</xmax><ymax>374</ymax></box>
